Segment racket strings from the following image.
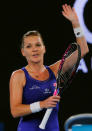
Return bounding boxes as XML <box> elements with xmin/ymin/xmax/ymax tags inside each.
<box><xmin>57</xmin><ymin>43</ymin><xmax>81</xmax><ymax>93</ymax></box>
<box><xmin>60</xmin><ymin>58</ymin><xmax>78</xmax><ymax>84</ymax></box>
<box><xmin>58</xmin><ymin>43</ymin><xmax>77</xmax><ymax>71</ymax></box>
<box><xmin>64</xmin><ymin>44</ymin><xmax>77</xmax><ymax>58</ymax></box>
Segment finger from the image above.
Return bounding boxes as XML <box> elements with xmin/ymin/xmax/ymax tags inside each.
<box><xmin>52</xmin><ymin>95</ymin><xmax>60</xmax><ymax>98</ymax></box>
<box><xmin>72</xmin><ymin>7</ymin><xmax>78</xmax><ymax>18</ymax></box>
<box><xmin>62</xmin><ymin>4</ymin><xmax>68</xmax><ymax>14</ymax></box>
<box><xmin>47</xmin><ymin>101</ymin><xmax>56</xmax><ymax>106</ymax></box>
<box><xmin>50</xmin><ymin>101</ymin><xmax>57</xmax><ymax>104</ymax></box>
<box><xmin>64</xmin><ymin>4</ymin><xmax>72</xmax><ymax>12</ymax></box>
<box><xmin>64</xmin><ymin>4</ymin><xmax>68</xmax><ymax>11</ymax></box>
<box><xmin>49</xmin><ymin>105</ymin><xmax>56</xmax><ymax>108</ymax></box>
<box><xmin>68</xmin><ymin>5</ymin><xmax>72</xmax><ymax>11</ymax></box>
<box><xmin>55</xmin><ymin>95</ymin><xmax>60</xmax><ymax>99</ymax></box>
<box><xmin>52</xmin><ymin>95</ymin><xmax>60</xmax><ymax>99</ymax></box>
<box><xmin>52</xmin><ymin>98</ymin><xmax>60</xmax><ymax>102</ymax></box>
<box><xmin>66</xmin><ymin>5</ymin><xmax>73</xmax><ymax>14</ymax></box>
<box><xmin>72</xmin><ymin>7</ymin><xmax>77</xmax><ymax>15</ymax></box>
<box><xmin>62</xmin><ymin>11</ymin><xmax>69</xmax><ymax>19</ymax></box>
<box><xmin>50</xmin><ymin>102</ymin><xmax>57</xmax><ymax>106</ymax></box>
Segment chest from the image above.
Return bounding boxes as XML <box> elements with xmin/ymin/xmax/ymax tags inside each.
<box><xmin>22</xmin><ymin>77</ymin><xmax>56</xmax><ymax>104</ymax></box>
<box><xmin>27</xmin><ymin>69</ymin><xmax>49</xmax><ymax>81</ymax></box>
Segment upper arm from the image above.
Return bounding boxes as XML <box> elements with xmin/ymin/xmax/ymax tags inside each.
<box><xmin>9</xmin><ymin>70</ymin><xmax>26</xmax><ymax>110</ymax></box>
<box><xmin>49</xmin><ymin>50</ymin><xmax>79</xmax><ymax>76</ymax></box>
<box><xmin>62</xmin><ymin>50</ymin><xmax>79</xmax><ymax>72</ymax></box>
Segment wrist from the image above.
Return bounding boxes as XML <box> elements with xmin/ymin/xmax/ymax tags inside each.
<box><xmin>71</xmin><ymin>20</ymin><xmax>80</xmax><ymax>28</ymax></box>
<box><xmin>73</xmin><ymin>27</ymin><xmax>84</xmax><ymax>38</ymax></box>
<box><xmin>40</xmin><ymin>101</ymin><xmax>45</xmax><ymax>109</ymax></box>
<box><xmin>30</xmin><ymin>101</ymin><xmax>42</xmax><ymax>113</ymax></box>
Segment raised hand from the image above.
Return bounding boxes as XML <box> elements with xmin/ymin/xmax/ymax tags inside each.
<box><xmin>61</xmin><ymin>4</ymin><xmax>89</xmax><ymax>60</ymax></box>
<box><xmin>62</xmin><ymin>4</ymin><xmax>79</xmax><ymax>25</ymax></box>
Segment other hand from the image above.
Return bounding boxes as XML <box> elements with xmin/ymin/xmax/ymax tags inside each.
<box><xmin>40</xmin><ymin>95</ymin><xmax>60</xmax><ymax>109</ymax></box>
<box><xmin>62</xmin><ymin>4</ymin><xmax>79</xmax><ymax>24</ymax></box>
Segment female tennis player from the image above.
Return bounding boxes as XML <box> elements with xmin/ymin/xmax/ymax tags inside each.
<box><xmin>9</xmin><ymin>4</ymin><xmax>89</xmax><ymax>131</ymax></box>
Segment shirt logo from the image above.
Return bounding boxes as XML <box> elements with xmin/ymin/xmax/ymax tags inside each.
<box><xmin>53</xmin><ymin>82</ymin><xmax>57</xmax><ymax>87</ymax></box>
<box><xmin>44</xmin><ymin>88</ymin><xmax>51</xmax><ymax>94</ymax></box>
<box><xmin>29</xmin><ymin>85</ymin><xmax>40</xmax><ymax>90</ymax></box>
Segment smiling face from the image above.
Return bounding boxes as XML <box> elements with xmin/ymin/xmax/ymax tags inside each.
<box><xmin>21</xmin><ymin>35</ymin><xmax>46</xmax><ymax>64</ymax></box>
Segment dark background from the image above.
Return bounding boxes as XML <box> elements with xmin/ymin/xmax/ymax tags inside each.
<box><xmin>1</xmin><ymin>0</ymin><xmax>92</xmax><ymax>130</ymax></box>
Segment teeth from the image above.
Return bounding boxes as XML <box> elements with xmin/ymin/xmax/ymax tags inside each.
<box><xmin>33</xmin><ymin>54</ymin><xmax>38</xmax><ymax>56</ymax></box>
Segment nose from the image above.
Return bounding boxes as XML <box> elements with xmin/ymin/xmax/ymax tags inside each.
<box><xmin>32</xmin><ymin>46</ymin><xmax>38</xmax><ymax>52</ymax></box>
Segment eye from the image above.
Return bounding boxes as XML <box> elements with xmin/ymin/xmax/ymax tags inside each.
<box><xmin>36</xmin><ymin>43</ymin><xmax>41</xmax><ymax>46</ymax></box>
<box><xmin>26</xmin><ymin>44</ymin><xmax>32</xmax><ymax>48</ymax></box>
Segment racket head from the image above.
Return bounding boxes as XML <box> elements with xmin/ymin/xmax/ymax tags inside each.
<box><xmin>56</xmin><ymin>42</ymin><xmax>81</xmax><ymax>96</ymax></box>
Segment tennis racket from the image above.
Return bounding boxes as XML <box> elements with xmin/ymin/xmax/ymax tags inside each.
<box><xmin>39</xmin><ymin>42</ymin><xmax>81</xmax><ymax>129</ymax></box>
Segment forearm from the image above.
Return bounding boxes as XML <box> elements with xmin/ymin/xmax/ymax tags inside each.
<box><xmin>11</xmin><ymin>104</ymin><xmax>31</xmax><ymax>118</ymax></box>
<box><xmin>11</xmin><ymin>102</ymin><xmax>42</xmax><ymax>118</ymax></box>
<box><xmin>72</xmin><ymin>20</ymin><xmax>89</xmax><ymax>57</ymax></box>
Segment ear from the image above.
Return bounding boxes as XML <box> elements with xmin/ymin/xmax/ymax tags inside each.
<box><xmin>21</xmin><ymin>48</ymin><xmax>26</xmax><ymax>57</ymax></box>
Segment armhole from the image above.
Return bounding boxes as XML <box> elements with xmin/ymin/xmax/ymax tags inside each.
<box><xmin>20</xmin><ymin>68</ymin><xmax>26</xmax><ymax>88</ymax></box>
<box><xmin>46</xmin><ymin>65</ymin><xmax>56</xmax><ymax>79</ymax></box>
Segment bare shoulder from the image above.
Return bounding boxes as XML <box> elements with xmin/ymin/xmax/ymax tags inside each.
<box><xmin>10</xmin><ymin>69</ymin><xmax>26</xmax><ymax>87</ymax></box>
<box><xmin>10</xmin><ymin>69</ymin><xmax>25</xmax><ymax>79</ymax></box>
<box><xmin>49</xmin><ymin>60</ymin><xmax>61</xmax><ymax>77</ymax></box>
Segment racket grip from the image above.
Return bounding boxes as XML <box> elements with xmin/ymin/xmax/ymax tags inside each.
<box><xmin>39</xmin><ymin>108</ymin><xmax>53</xmax><ymax>129</ymax></box>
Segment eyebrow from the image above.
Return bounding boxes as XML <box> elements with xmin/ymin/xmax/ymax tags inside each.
<box><xmin>24</xmin><ymin>41</ymin><xmax>41</xmax><ymax>46</ymax></box>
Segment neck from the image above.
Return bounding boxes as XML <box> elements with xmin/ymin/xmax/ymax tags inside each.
<box><xmin>27</xmin><ymin>61</ymin><xmax>45</xmax><ymax>73</ymax></box>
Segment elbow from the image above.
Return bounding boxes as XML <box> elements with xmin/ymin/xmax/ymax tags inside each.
<box><xmin>11</xmin><ymin>109</ymin><xmax>19</xmax><ymax>118</ymax></box>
